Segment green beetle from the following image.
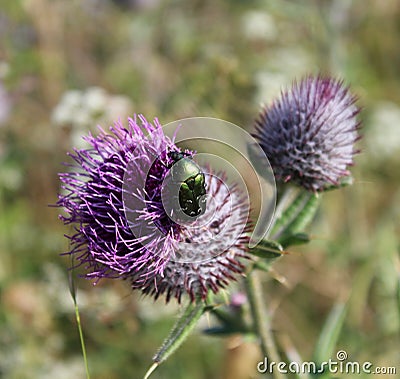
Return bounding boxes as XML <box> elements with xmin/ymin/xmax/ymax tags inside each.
<box><xmin>167</xmin><ymin>151</ymin><xmax>207</xmax><ymax>217</ymax></box>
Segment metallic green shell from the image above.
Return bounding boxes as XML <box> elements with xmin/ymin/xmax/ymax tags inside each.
<box><xmin>169</xmin><ymin>152</ymin><xmax>207</xmax><ymax>217</ymax></box>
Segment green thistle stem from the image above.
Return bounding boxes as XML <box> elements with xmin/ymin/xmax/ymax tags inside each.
<box><xmin>74</xmin><ymin>299</ymin><xmax>91</xmax><ymax>379</ymax></box>
<box><xmin>244</xmin><ymin>188</ymin><xmax>305</xmax><ymax>379</ymax></box>
<box><xmin>245</xmin><ymin>271</ymin><xmax>286</xmax><ymax>379</ymax></box>
<box><xmin>69</xmin><ymin>257</ymin><xmax>90</xmax><ymax>379</ymax></box>
<box><xmin>245</xmin><ymin>187</ymin><xmax>320</xmax><ymax>378</ymax></box>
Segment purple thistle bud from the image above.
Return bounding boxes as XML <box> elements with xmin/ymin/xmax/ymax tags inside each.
<box><xmin>229</xmin><ymin>292</ymin><xmax>247</xmax><ymax>308</ymax></box>
<box><xmin>254</xmin><ymin>76</ymin><xmax>361</xmax><ymax>191</ymax></box>
<box><xmin>58</xmin><ymin>115</ymin><xmax>250</xmax><ymax>302</ymax></box>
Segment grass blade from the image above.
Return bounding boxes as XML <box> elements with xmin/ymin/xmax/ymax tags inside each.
<box><xmin>312</xmin><ymin>302</ymin><xmax>347</xmax><ymax>365</ymax></box>
<box><xmin>68</xmin><ymin>262</ymin><xmax>91</xmax><ymax>379</ymax></box>
<box><xmin>144</xmin><ymin>300</ymin><xmax>206</xmax><ymax>378</ymax></box>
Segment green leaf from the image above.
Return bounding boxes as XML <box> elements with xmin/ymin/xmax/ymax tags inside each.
<box><xmin>249</xmin><ymin>239</ymin><xmax>285</xmax><ymax>259</ymax></box>
<box><xmin>253</xmin><ymin>260</ymin><xmax>273</xmax><ymax>272</ymax></box>
<box><xmin>270</xmin><ymin>190</ymin><xmax>310</xmax><ymax>237</ymax></box>
<box><xmin>205</xmin><ymin>307</ymin><xmax>250</xmax><ymax>336</ymax></box>
<box><xmin>274</xmin><ymin>193</ymin><xmax>320</xmax><ymax>249</ymax></box>
<box><xmin>312</xmin><ymin>302</ymin><xmax>347</xmax><ymax>365</ymax></box>
<box><xmin>282</xmin><ymin>193</ymin><xmax>319</xmax><ymax>235</ymax></box>
<box><xmin>144</xmin><ymin>300</ymin><xmax>206</xmax><ymax>379</ymax></box>
<box><xmin>203</xmin><ymin>325</ymin><xmax>251</xmax><ymax>336</ymax></box>
<box><xmin>209</xmin><ymin>306</ymin><xmax>236</xmax><ymax>325</ymax></box>
<box><xmin>279</xmin><ymin>232</ymin><xmax>311</xmax><ymax>249</ymax></box>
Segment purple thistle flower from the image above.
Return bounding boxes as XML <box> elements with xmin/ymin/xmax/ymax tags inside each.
<box><xmin>254</xmin><ymin>76</ymin><xmax>361</xmax><ymax>191</ymax></box>
<box><xmin>58</xmin><ymin>115</ymin><xmax>250</xmax><ymax>302</ymax></box>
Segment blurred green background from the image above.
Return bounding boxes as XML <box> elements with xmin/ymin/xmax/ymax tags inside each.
<box><xmin>0</xmin><ymin>0</ymin><xmax>399</xmax><ymax>378</ymax></box>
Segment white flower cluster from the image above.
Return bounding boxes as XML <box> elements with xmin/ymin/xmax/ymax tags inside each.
<box><xmin>241</xmin><ymin>10</ymin><xmax>277</xmax><ymax>41</ymax></box>
<box><xmin>51</xmin><ymin>86</ymin><xmax>133</xmax><ymax>148</ymax></box>
<box><xmin>367</xmin><ymin>101</ymin><xmax>400</xmax><ymax>160</ymax></box>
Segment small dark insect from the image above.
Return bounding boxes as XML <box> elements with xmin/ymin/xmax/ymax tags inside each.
<box><xmin>167</xmin><ymin>151</ymin><xmax>207</xmax><ymax>217</ymax></box>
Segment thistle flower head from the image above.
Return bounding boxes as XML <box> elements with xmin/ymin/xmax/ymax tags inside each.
<box><xmin>254</xmin><ymin>76</ymin><xmax>361</xmax><ymax>191</ymax></box>
<box><xmin>58</xmin><ymin>115</ymin><xmax>250</xmax><ymax>302</ymax></box>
